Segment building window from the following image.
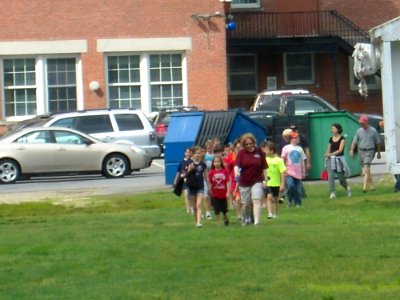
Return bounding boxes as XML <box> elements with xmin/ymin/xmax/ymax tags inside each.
<box><xmin>348</xmin><ymin>58</ymin><xmax>381</xmax><ymax>92</ymax></box>
<box><xmin>150</xmin><ymin>54</ymin><xmax>183</xmax><ymax>111</ymax></box>
<box><xmin>231</xmin><ymin>0</ymin><xmax>260</xmax><ymax>9</ymax></box>
<box><xmin>106</xmin><ymin>53</ymin><xmax>184</xmax><ymax>112</ymax></box>
<box><xmin>228</xmin><ymin>54</ymin><xmax>257</xmax><ymax>95</ymax></box>
<box><xmin>107</xmin><ymin>55</ymin><xmax>141</xmax><ymax>109</ymax></box>
<box><xmin>284</xmin><ymin>53</ymin><xmax>315</xmax><ymax>85</ymax></box>
<box><xmin>1</xmin><ymin>56</ymin><xmax>81</xmax><ymax>120</ymax></box>
<box><xmin>3</xmin><ymin>58</ymin><xmax>37</xmax><ymax>117</ymax></box>
<box><xmin>47</xmin><ymin>58</ymin><xmax>77</xmax><ymax>112</ymax></box>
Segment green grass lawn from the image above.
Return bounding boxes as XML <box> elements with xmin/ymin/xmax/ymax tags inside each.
<box><xmin>0</xmin><ymin>182</ymin><xmax>400</xmax><ymax>300</ymax></box>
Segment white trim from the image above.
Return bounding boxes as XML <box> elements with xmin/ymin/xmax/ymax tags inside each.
<box><xmin>97</xmin><ymin>38</ymin><xmax>192</xmax><ymax>52</ymax></box>
<box><xmin>0</xmin><ymin>40</ymin><xmax>87</xmax><ymax>55</ymax></box>
<box><xmin>231</xmin><ymin>0</ymin><xmax>260</xmax><ymax>9</ymax></box>
<box><xmin>36</xmin><ymin>57</ymin><xmax>45</xmax><ymax>113</ymax></box>
<box><xmin>182</xmin><ymin>54</ymin><xmax>188</xmax><ymax>106</ymax></box>
<box><xmin>76</xmin><ymin>58</ymin><xmax>84</xmax><ymax>110</ymax></box>
<box><xmin>104</xmin><ymin>52</ymin><xmax>187</xmax><ymax>115</ymax></box>
<box><xmin>2</xmin><ymin>55</ymin><xmax>83</xmax><ymax>121</ymax></box>
<box><xmin>370</xmin><ymin>16</ymin><xmax>400</xmax><ymax>42</ymax></box>
<box><xmin>140</xmin><ymin>54</ymin><xmax>151</xmax><ymax>113</ymax></box>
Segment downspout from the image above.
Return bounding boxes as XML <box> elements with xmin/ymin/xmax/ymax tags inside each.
<box><xmin>334</xmin><ymin>45</ymin><xmax>340</xmax><ymax>109</ymax></box>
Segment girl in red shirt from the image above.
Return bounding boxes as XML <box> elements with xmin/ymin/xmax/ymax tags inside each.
<box><xmin>208</xmin><ymin>155</ymin><xmax>230</xmax><ymax>226</ymax></box>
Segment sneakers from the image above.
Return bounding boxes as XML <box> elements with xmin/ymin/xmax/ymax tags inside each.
<box><xmin>272</xmin><ymin>214</ymin><xmax>277</xmax><ymax>219</ymax></box>
<box><xmin>329</xmin><ymin>192</ymin><xmax>336</xmax><ymax>199</ymax></box>
<box><xmin>196</xmin><ymin>223</ymin><xmax>203</xmax><ymax>228</ymax></box>
<box><xmin>279</xmin><ymin>197</ymin><xmax>285</xmax><ymax>204</ymax></box>
<box><xmin>346</xmin><ymin>187</ymin><xmax>352</xmax><ymax>197</ymax></box>
<box><xmin>267</xmin><ymin>213</ymin><xmax>273</xmax><ymax>219</ymax></box>
<box><xmin>206</xmin><ymin>212</ymin><xmax>212</xmax><ymax>220</ymax></box>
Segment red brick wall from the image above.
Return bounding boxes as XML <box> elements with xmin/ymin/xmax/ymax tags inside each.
<box><xmin>229</xmin><ymin>50</ymin><xmax>382</xmax><ymax>115</ymax></box>
<box><xmin>320</xmin><ymin>0</ymin><xmax>400</xmax><ymax>31</ymax></box>
<box><xmin>228</xmin><ymin>0</ymin><xmax>388</xmax><ymax>115</ymax></box>
<box><xmin>0</xmin><ymin>0</ymin><xmax>228</xmax><ymax>113</ymax></box>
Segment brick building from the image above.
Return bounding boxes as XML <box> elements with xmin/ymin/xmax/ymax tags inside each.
<box><xmin>227</xmin><ymin>0</ymin><xmax>400</xmax><ymax>114</ymax></box>
<box><xmin>0</xmin><ymin>0</ymin><xmax>399</xmax><ymax>125</ymax></box>
<box><xmin>0</xmin><ymin>0</ymin><xmax>229</xmax><ymax>124</ymax></box>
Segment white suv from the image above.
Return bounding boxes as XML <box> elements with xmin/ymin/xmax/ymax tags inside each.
<box><xmin>13</xmin><ymin>109</ymin><xmax>161</xmax><ymax>158</ymax></box>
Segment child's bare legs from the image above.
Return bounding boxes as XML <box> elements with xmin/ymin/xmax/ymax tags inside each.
<box><xmin>184</xmin><ymin>189</ymin><xmax>191</xmax><ymax>213</ymax></box>
<box><xmin>266</xmin><ymin>193</ymin><xmax>273</xmax><ymax>216</ymax></box>
<box><xmin>190</xmin><ymin>193</ymin><xmax>203</xmax><ymax>226</ymax></box>
<box><xmin>272</xmin><ymin>196</ymin><xmax>278</xmax><ymax>217</ymax></box>
<box><xmin>252</xmin><ymin>199</ymin><xmax>261</xmax><ymax>225</ymax></box>
<box><xmin>202</xmin><ymin>194</ymin><xmax>212</xmax><ymax>219</ymax></box>
<box><xmin>235</xmin><ymin>194</ymin><xmax>242</xmax><ymax>220</ymax></box>
<box><xmin>215</xmin><ymin>213</ymin><xmax>221</xmax><ymax>225</ymax></box>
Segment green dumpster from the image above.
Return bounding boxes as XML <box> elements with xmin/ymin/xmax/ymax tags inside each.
<box><xmin>308</xmin><ymin>111</ymin><xmax>362</xmax><ymax>180</ymax></box>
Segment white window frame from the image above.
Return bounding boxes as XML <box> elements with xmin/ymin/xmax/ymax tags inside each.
<box><xmin>106</xmin><ymin>54</ymin><xmax>142</xmax><ymax>110</ymax></box>
<box><xmin>348</xmin><ymin>57</ymin><xmax>381</xmax><ymax>91</ymax></box>
<box><xmin>284</xmin><ymin>53</ymin><xmax>315</xmax><ymax>85</ymax></box>
<box><xmin>105</xmin><ymin>52</ymin><xmax>187</xmax><ymax>115</ymax></box>
<box><xmin>1</xmin><ymin>55</ymin><xmax>83</xmax><ymax>122</ymax></box>
<box><xmin>228</xmin><ymin>53</ymin><xmax>258</xmax><ymax>95</ymax></box>
<box><xmin>231</xmin><ymin>0</ymin><xmax>261</xmax><ymax>9</ymax></box>
<box><xmin>1</xmin><ymin>57</ymin><xmax>37</xmax><ymax>119</ymax></box>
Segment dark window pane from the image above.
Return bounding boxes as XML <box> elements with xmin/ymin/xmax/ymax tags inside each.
<box><xmin>161</xmin><ymin>69</ymin><xmax>171</xmax><ymax>81</ymax></box>
<box><xmin>76</xmin><ymin>115</ymin><xmax>113</xmax><ymax>134</ymax></box>
<box><xmin>119</xmin><ymin>70</ymin><xmax>129</xmax><ymax>83</ymax></box>
<box><xmin>150</xmin><ymin>69</ymin><xmax>160</xmax><ymax>82</ymax></box>
<box><xmin>150</xmin><ymin>55</ymin><xmax>160</xmax><ymax>68</ymax></box>
<box><xmin>108</xmin><ymin>70</ymin><xmax>118</xmax><ymax>84</ymax></box>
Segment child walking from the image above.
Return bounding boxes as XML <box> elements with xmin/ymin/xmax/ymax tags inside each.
<box><xmin>173</xmin><ymin>148</ymin><xmax>193</xmax><ymax>213</ymax></box>
<box><xmin>208</xmin><ymin>155</ymin><xmax>230</xmax><ymax>226</ymax></box>
<box><xmin>262</xmin><ymin>141</ymin><xmax>286</xmax><ymax>219</ymax></box>
<box><xmin>281</xmin><ymin>132</ymin><xmax>306</xmax><ymax>207</ymax></box>
<box><xmin>185</xmin><ymin>146</ymin><xmax>208</xmax><ymax>228</ymax></box>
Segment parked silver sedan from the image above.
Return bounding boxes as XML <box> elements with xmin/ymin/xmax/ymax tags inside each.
<box><xmin>0</xmin><ymin>127</ymin><xmax>152</xmax><ymax>184</ymax></box>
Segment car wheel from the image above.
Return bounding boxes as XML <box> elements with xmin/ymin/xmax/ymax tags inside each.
<box><xmin>102</xmin><ymin>154</ymin><xmax>129</xmax><ymax>178</ymax></box>
<box><xmin>0</xmin><ymin>159</ymin><xmax>20</xmax><ymax>184</ymax></box>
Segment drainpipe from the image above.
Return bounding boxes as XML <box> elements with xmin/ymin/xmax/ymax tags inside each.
<box><xmin>334</xmin><ymin>45</ymin><xmax>340</xmax><ymax>109</ymax></box>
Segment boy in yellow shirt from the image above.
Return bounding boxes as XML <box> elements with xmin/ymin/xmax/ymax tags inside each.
<box><xmin>262</xmin><ymin>141</ymin><xmax>286</xmax><ymax>219</ymax></box>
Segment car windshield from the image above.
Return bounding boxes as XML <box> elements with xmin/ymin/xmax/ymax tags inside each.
<box><xmin>255</xmin><ymin>95</ymin><xmax>282</xmax><ymax>111</ymax></box>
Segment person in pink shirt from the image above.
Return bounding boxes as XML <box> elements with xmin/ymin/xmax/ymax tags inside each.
<box><xmin>281</xmin><ymin>132</ymin><xmax>306</xmax><ymax>207</ymax></box>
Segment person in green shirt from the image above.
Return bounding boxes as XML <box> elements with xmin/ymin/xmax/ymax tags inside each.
<box><xmin>262</xmin><ymin>141</ymin><xmax>286</xmax><ymax>219</ymax></box>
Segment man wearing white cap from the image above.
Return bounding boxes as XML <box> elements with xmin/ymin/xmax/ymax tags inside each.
<box><xmin>350</xmin><ymin>115</ymin><xmax>381</xmax><ymax>192</ymax></box>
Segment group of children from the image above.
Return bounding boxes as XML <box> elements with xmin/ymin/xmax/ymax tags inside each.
<box><xmin>173</xmin><ymin>131</ymin><xmax>307</xmax><ymax>228</ymax></box>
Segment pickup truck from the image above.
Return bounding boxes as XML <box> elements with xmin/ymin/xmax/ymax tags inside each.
<box><xmin>246</xmin><ymin>90</ymin><xmax>385</xmax><ymax>148</ymax></box>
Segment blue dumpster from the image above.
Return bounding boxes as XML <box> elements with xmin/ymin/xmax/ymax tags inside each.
<box><xmin>164</xmin><ymin>110</ymin><xmax>267</xmax><ymax>184</ymax></box>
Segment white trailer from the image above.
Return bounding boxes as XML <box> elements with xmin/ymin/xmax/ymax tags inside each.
<box><xmin>353</xmin><ymin>16</ymin><xmax>400</xmax><ymax>174</ymax></box>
